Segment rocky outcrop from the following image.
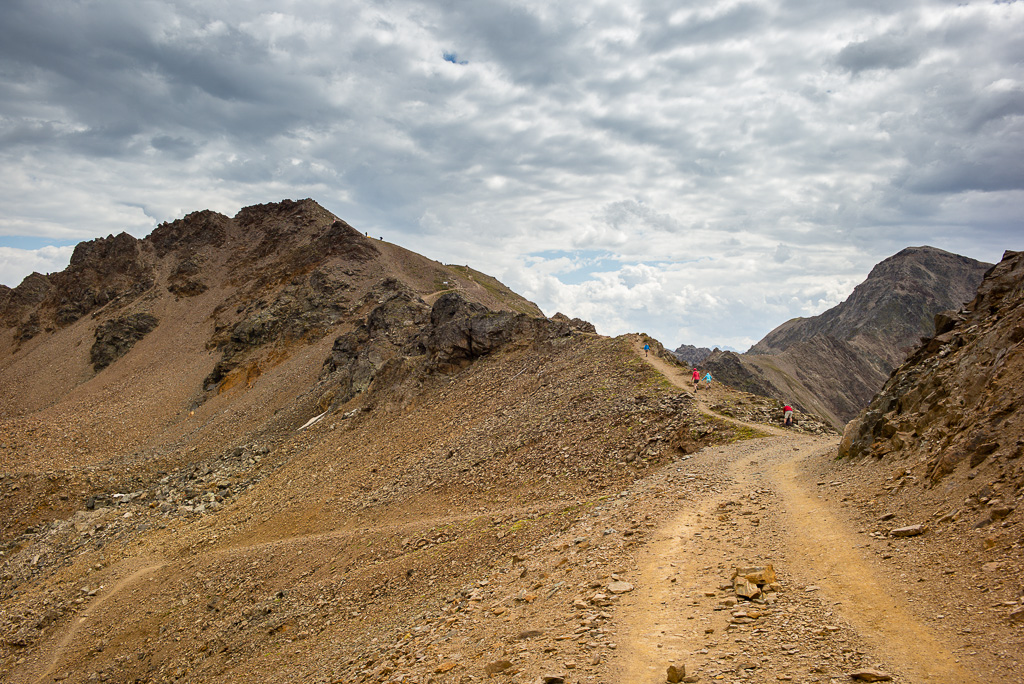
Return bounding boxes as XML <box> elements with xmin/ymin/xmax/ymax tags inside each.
<box><xmin>319</xmin><ymin>291</ymin><xmax>595</xmax><ymax>409</ymax></box>
<box><xmin>90</xmin><ymin>313</ymin><xmax>160</xmax><ymax>371</ymax></box>
<box><xmin>425</xmin><ymin>293</ymin><xmax>576</xmax><ymax>372</ymax></box>
<box><xmin>204</xmin><ymin>268</ymin><xmax>357</xmax><ymax>390</ymax></box>
<box><xmin>320</xmin><ymin>283</ymin><xmax>432</xmax><ymax>405</ymax></box>
<box><xmin>703</xmin><ymin>247</ymin><xmax>991</xmax><ymax>428</ymax></box>
<box><xmin>166</xmin><ymin>257</ymin><xmax>208</xmax><ymax>298</ymax></box>
<box><xmin>551</xmin><ymin>312</ymin><xmax>596</xmax><ymax>334</ymax></box>
<box><xmin>672</xmin><ymin>343</ymin><xmax>714</xmax><ymax>367</ymax></box>
<box><xmin>149</xmin><ymin>209</ymin><xmax>232</xmax><ymax>257</ymax></box>
<box><xmin>52</xmin><ymin>232</ymin><xmax>156</xmax><ymax>326</ymax></box>
<box><xmin>840</xmin><ymin>250</ymin><xmax>1023</xmax><ymax>494</ymax></box>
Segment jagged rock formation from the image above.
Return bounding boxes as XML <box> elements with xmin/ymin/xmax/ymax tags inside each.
<box><xmin>703</xmin><ymin>247</ymin><xmax>991</xmax><ymax>428</ymax></box>
<box><xmin>672</xmin><ymin>343</ymin><xmax>714</xmax><ymax>367</ymax></box>
<box><xmin>840</xmin><ymin>250</ymin><xmax>1024</xmax><ymax>496</ymax></box>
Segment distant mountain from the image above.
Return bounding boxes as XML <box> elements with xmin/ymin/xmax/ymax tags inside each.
<box><xmin>671</xmin><ymin>343</ymin><xmax>738</xmax><ymax>367</ymax></box>
<box><xmin>671</xmin><ymin>343</ymin><xmax>713</xmax><ymax>367</ymax></box>
<box><xmin>703</xmin><ymin>246</ymin><xmax>992</xmax><ymax>428</ymax></box>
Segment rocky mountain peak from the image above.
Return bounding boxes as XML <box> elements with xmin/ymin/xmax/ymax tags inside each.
<box><xmin>750</xmin><ymin>245</ymin><xmax>990</xmax><ymax>367</ymax></box>
<box><xmin>840</xmin><ymin>249</ymin><xmax>1024</xmax><ymax>493</ymax></box>
<box><xmin>704</xmin><ymin>246</ymin><xmax>991</xmax><ymax>428</ymax></box>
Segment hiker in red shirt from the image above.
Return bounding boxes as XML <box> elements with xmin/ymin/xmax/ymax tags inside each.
<box><xmin>692</xmin><ymin>368</ymin><xmax>700</xmax><ymax>391</ymax></box>
<box><xmin>783</xmin><ymin>404</ymin><xmax>793</xmax><ymax>426</ymax></box>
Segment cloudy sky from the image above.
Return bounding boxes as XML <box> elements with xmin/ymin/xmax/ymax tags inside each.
<box><xmin>1</xmin><ymin>1</ymin><xmax>1021</xmax><ymax>350</ymax></box>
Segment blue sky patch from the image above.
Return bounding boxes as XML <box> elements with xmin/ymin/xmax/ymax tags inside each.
<box><xmin>531</xmin><ymin>249</ymin><xmax>622</xmax><ymax>284</ymax></box>
<box><xmin>0</xmin><ymin>236</ymin><xmax>77</xmax><ymax>250</ymax></box>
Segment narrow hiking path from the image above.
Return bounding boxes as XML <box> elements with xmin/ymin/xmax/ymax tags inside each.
<box><xmin>612</xmin><ymin>338</ymin><xmax>977</xmax><ymax>683</ymax></box>
<box><xmin>22</xmin><ymin>560</ymin><xmax>165</xmax><ymax>684</ymax></box>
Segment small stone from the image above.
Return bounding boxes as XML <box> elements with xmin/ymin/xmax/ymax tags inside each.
<box><xmin>541</xmin><ymin>676</ymin><xmax>565</xmax><ymax>684</ymax></box>
<box><xmin>733</xmin><ymin>577</ymin><xmax>761</xmax><ymax>599</ymax></box>
<box><xmin>1009</xmin><ymin>607</ymin><xmax>1024</xmax><ymax>623</ymax></box>
<box><xmin>607</xmin><ymin>581</ymin><xmax>634</xmax><ymax>594</ymax></box>
<box><xmin>484</xmin><ymin>660</ymin><xmax>512</xmax><ymax>675</ymax></box>
<box><xmin>735</xmin><ymin>565</ymin><xmax>776</xmax><ymax>585</ymax></box>
<box><xmin>848</xmin><ymin>668</ymin><xmax>893</xmax><ymax>681</ymax></box>
<box><xmin>667</xmin><ymin>663</ymin><xmax>687</xmax><ymax>682</ymax></box>
<box><xmin>991</xmin><ymin>506</ymin><xmax>1015</xmax><ymax>520</ymax></box>
<box><xmin>890</xmin><ymin>524</ymin><xmax>925</xmax><ymax>537</ymax></box>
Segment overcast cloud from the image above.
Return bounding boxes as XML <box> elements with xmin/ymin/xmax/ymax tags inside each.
<box><xmin>1</xmin><ymin>0</ymin><xmax>1021</xmax><ymax>350</ymax></box>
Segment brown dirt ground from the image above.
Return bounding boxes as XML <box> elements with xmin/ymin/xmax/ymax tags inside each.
<box><xmin>2</xmin><ymin>333</ymin><xmax>1020</xmax><ymax>684</ymax></box>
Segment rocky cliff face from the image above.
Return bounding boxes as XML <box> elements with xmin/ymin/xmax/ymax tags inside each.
<box><xmin>703</xmin><ymin>246</ymin><xmax>991</xmax><ymax>428</ymax></box>
<box><xmin>840</xmin><ymin>250</ymin><xmax>1024</xmax><ymax>499</ymax></box>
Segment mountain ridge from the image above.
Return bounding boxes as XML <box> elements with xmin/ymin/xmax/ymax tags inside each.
<box><xmin>702</xmin><ymin>246</ymin><xmax>991</xmax><ymax>428</ymax></box>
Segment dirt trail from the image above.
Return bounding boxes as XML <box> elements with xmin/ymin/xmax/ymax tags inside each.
<box><xmin>614</xmin><ymin>339</ymin><xmax>977</xmax><ymax>683</ymax></box>
<box><xmin>24</xmin><ymin>560</ymin><xmax>164</xmax><ymax>684</ymax></box>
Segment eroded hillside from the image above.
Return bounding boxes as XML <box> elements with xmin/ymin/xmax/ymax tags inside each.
<box><xmin>0</xmin><ymin>199</ymin><xmax>547</xmax><ymax>543</ymax></box>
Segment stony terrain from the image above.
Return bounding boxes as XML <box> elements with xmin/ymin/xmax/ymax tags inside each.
<box><xmin>0</xmin><ymin>202</ymin><xmax>1020</xmax><ymax>683</ymax></box>
<box><xmin>704</xmin><ymin>247</ymin><xmax>991</xmax><ymax>428</ymax></box>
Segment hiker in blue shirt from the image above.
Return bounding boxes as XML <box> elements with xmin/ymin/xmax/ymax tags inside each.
<box><xmin>643</xmin><ymin>343</ymin><xmax>650</xmax><ymax>357</ymax></box>
<box><xmin>703</xmin><ymin>371</ymin><xmax>713</xmax><ymax>389</ymax></box>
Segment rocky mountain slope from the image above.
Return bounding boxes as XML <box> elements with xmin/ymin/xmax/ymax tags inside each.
<box><xmin>0</xmin><ymin>200</ymin><xmax>759</xmax><ymax>683</ymax></box>
<box><xmin>0</xmin><ymin>198</ymin><xmax>559</xmax><ymax>541</ymax></box>
<box><xmin>840</xmin><ymin>248</ymin><xmax>1023</xmax><ymax>502</ymax></box>
<box><xmin>703</xmin><ymin>246</ymin><xmax>991</xmax><ymax>428</ymax></box>
<box><xmin>828</xmin><ymin>249</ymin><xmax>1024</xmax><ymax>660</ymax></box>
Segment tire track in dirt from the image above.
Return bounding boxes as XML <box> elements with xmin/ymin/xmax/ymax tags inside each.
<box><xmin>765</xmin><ymin>455</ymin><xmax>974</xmax><ymax>682</ymax></box>
<box><xmin>613</xmin><ymin>340</ymin><xmax>977</xmax><ymax>683</ymax></box>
